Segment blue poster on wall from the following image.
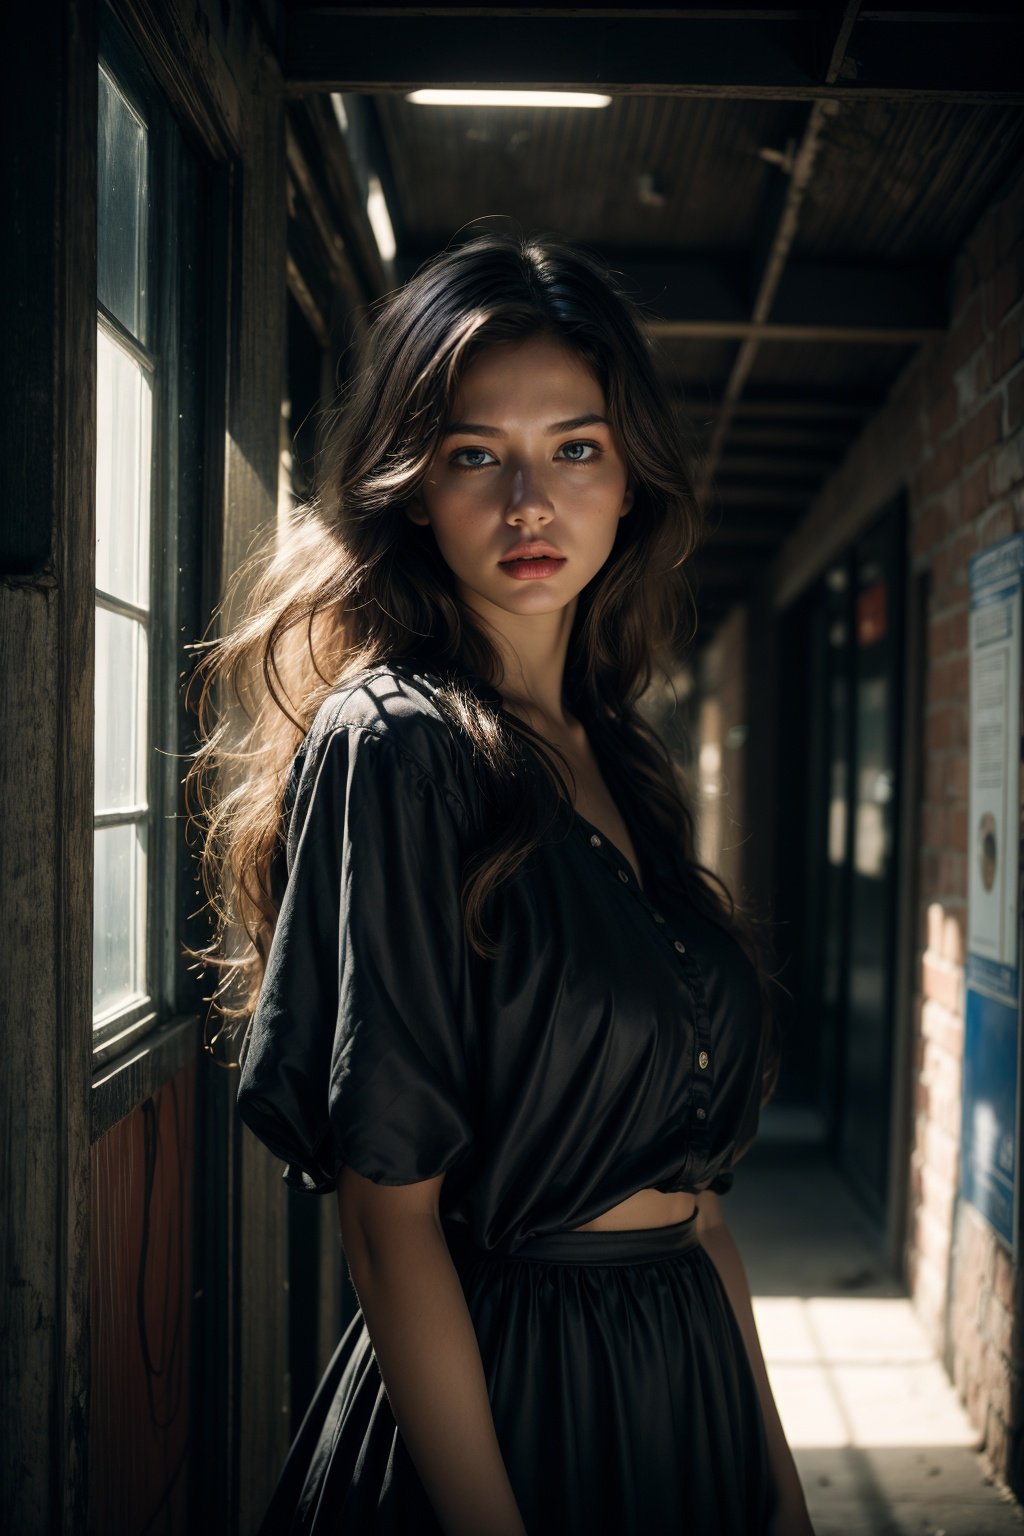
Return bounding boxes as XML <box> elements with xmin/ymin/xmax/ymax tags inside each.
<box><xmin>961</xmin><ymin>532</ymin><xmax>1024</xmax><ymax>1254</ymax></box>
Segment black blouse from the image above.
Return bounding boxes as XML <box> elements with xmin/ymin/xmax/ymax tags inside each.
<box><xmin>236</xmin><ymin>656</ymin><xmax>766</xmax><ymax>1254</ymax></box>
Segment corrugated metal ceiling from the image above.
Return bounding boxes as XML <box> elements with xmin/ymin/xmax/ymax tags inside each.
<box><xmin>281</xmin><ymin>5</ymin><xmax>1024</xmax><ymax>639</ymax></box>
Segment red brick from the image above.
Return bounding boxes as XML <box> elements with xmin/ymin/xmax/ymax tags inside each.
<box><xmin>921</xmin><ymin>435</ymin><xmax>964</xmax><ymax>501</ymax></box>
<box><xmin>923</xmin><ymin>953</ymin><xmax>962</xmax><ymax>1012</ymax></box>
<box><xmin>1008</xmin><ymin>370</ymin><xmax>1024</xmax><ymax>434</ymax></box>
<box><xmin>926</xmin><ymin>704</ymin><xmax>968</xmax><ymax>751</ymax></box>
<box><xmin>949</xmin><ymin>293</ymin><xmax>986</xmax><ymax>373</ymax></box>
<box><xmin>994</xmin><ymin>243</ymin><xmax>1024</xmax><ymax>325</ymax></box>
<box><xmin>961</xmin><ymin>397</ymin><xmax>1003</xmax><ymax>466</ymax></box>
<box><xmin>939</xmin><ymin>849</ymin><xmax>967</xmax><ymax>900</ymax></box>
<box><xmin>913</xmin><ymin>496</ymin><xmax>952</xmax><ymax>558</ymax></box>
<box><xmin>921</xmin><ymin>1161</ymin><xmax>956</xmax><ymax>1217</ymax></box>
<box><xmin>934</xmin><ymin>1009</ymin><xmax>964</xmax><ymax>1057</ymax></box>
<box><xmin>984</xmin><ymin>1342</ymin><xmax>1014</xmax><ymax>1418</ymax></box>
<box><xmin>978</xmin><ymin>502</ymin><xmax>1017</xmax><ymax>549</ymax></box>
<box><xmin>956</xmin><ymin>341</ymin><xmax>996</xmax><ymax>417</ymax></box>
<box><xmin>978</xmin><ymin>205</ymin><xmax>1004</xmax><ymax>278</ymax></box>
<box><xmin>933</xmin><ymin>526</ymin><xmax>977</xmax><ymax>598</ymax></box>
<box><xmin>942</xmin><ymin>605</ymin><xmax>969</xmax><ymax>652</ymax></box>
<box><xmin>939</xmin><ymin>906</ymin><xmax>967</xmax><ymax>964</ymax></box>
<box><xmin>924</xmin><ymin>1122</ymin><xmax>959</xmax><ymax>1186</ymax></box>
<box><xmin>990</xmin><ymin>430</ymin><xmax>1024</xmax><ymax>499</ymax></box>
<box><xmin>918</xmin><ymin>842</ymin><xmax>941</xmax><ymax>892</ymax></box>
<box><xmin>929</xmin><ymin>653</ymin><xmax>969</xmax><ymax>703</ymax></box>
<box><xmin>993</xmin><ymin>1245</ymin><xmax>1016</xmax><ymax>1311</ymax></box>
<box><xmin>948</xmin><ymin>802</ymin><xmax>968</xmax><ymax>849</ymax></box>
<box><xmin>994</xmin><ymin>307</ymin><xmax>1023</xmax><ymax>384</ymax></box>
<box><xmin>986</xmin><ymin>1294</ymin><xmax>1015</xmax><ymax>1362</ymax></box>
<box><xmin>965</xmin><ymin>1368</ymin><xmax>984</xmax><ymax>1425</ymax></box>
<box><xmin>995</xmin><ymin>193</ymin><xmax>1024</xmax><ymax>265</ymax></box>
<box><xmin>986</xmin><ymin>1404</ymin><xmax>1010</xmax><ymax>1473</ymax></box>
<box><xmin>911</xmin><ymin>1026</ymin><xmax>926</xmax><ymax>1074</ymax></box>
<box><xmin>951</xmin><ymin>247</ymin><xmax>983</xmax><ymax>321</ymax></box>
<box><xmin>920</xmin><ymin>802</ymin><xmax>947</xmax><ymax>847</ymax></box>
<box><xmin>927</xmin><ymin>608</ymin><xmax>949</xmax><ymax>656</ymax></box>
<box><xmin>916</xmin><ymin>1207</ymin><xmax>952</xmax><ymax>1272</ymax></box>
<box><xmin>929</xmin><ymin>383</ymin><xmax>959</xmax><ymax>443</ymax></box>
<box><xmin>943</xmin><ymin>752</ymin><xmax>970</xmax><ymax>800</ymax></box>
<box><xmin>962</xmin><ymin>458</ymin><xmax>995</xmax><ymax>523</ymax></box>
<box><xmin>923</xmin><ymin>747</ymin><xmax>945</xmax><ymax>797</ymax></box>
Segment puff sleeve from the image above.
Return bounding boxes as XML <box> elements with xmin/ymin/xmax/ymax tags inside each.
<box><xmin>236</xmin><ymin>720</ymin><xmax>478</xmax><ymax>1193</ymax></box>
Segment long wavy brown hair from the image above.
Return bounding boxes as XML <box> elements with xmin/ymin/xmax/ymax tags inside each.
<box><xmin>184</xmin><ymin>225</ymin><xmax>781</xmax><ymax>1118</ymax></box>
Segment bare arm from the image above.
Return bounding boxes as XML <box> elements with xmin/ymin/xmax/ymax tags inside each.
<box><xmin>337</xmin><ymin>1166</ymin><xmax>528</xmax><ymax>1536</ymax></box>
<box><xmin>695</xmin><ymin>1190</ymin><xmax>815</xmax><ymax>1536</ymax></box>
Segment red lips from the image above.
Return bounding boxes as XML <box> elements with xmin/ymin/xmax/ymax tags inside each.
<box><xmin>498</xmin><ymin>540</ymin><xmax>565</xmax><ymax>563</ymax></box>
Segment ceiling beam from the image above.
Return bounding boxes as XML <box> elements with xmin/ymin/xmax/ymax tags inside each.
<box><xmin>678</xmin><ymin>395</ymin><xmax>878</xmax><ymax>422</ymax></box>
<box><xmin>651</xmin><ymin>316</ymin><xmax>939</xmax><ymax>344</ymax></box>
<box><xmin>714</xmin><ymin>425</ymin><xmax>854</xmax><ymax>450</ymax></box>
<box><xmin>283</xmin><ymin>11</ymin><xmax>1024</xmax><ymax>103</ymax></box>
<box><xmin>713</xmin><ymin>485</ymin><xmax>814</xmax><ymax>509</ymax></box>
<box><xmin>700</xmin><ymin>521</ymin><xmax>799</xmax><ymax>548</ymax></box>
<box><xmin>286</xmin><ymin>116</ymin><xmax>370</xmax><ymax>317</ymax></box>
<box><xmin>714</xmin><ymin>453</ymin><xmax>839</xmax><ymax>479</ymax></box>
<box><xmin>692</xmin><ymin>3</ymin><xmax>861</xmax><ymax>503</ymax></box>
<box><xmin>396</xmin><ymin>250</ymin><xmax>947</xmax><ymax>343</ymax></box>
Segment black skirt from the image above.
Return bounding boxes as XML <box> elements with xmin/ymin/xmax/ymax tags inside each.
<box><xmin>255</xmin><ymin>1210</ymin><xmax>774</xmax><ymax>1536</ymax></box>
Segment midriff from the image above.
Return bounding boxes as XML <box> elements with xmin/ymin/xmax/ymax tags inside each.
<box><xmin>570</xmin><ymin>1187</ymin><xmax>697</xmax><ymax>1232</ymax></box>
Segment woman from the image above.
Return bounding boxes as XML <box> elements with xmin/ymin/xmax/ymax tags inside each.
<box><xmin>188</xmin><ymin>228</ymin><xmax>815</xmax><ymax>1536</ymax></box>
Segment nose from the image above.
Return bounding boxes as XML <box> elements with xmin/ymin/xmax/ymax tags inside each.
<box><xmin>505</xmin><ymin>464</ymin><xmax>554</xmax><ymax>528</ymax></box>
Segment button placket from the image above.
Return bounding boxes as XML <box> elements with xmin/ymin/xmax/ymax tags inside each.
<box><xmin>577</xmin><ymin>817</ymin><xmax>714</xmax><ymax>1145</ymax></box>
<box><xmin>672</xmin><ymin>940</ymin><xmax>713</xmax><ymax>1139</ymax></box>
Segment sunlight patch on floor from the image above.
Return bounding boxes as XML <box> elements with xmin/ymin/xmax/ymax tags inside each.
<box><xmin>753</xmin><ymin>1294</ymin><xmax>981</xmax><ymax>1451</ymax></box>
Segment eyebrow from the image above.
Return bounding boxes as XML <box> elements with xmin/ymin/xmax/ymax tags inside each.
<box><xmin>442</xmin><ymin>412</ymin><xmax>610</xmax><ymax>439</ymax></box>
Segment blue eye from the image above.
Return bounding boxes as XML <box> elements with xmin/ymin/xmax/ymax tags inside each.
<box><xmin>449</xmin><ymin>440</ymin><xmax>602</xmax><ymax>472</ymax></box>
<box><xmin>451</xmin><ymin>447</ymin><xmax>496</xmax><ymax>471</ymax></box>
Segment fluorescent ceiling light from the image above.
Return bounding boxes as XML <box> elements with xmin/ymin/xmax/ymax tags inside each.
<box><xmin>366</xmin><ymin>173</ymin><xmax>396</xmax><ymax>263</ymax></box>
<box><xmin>406</xmin><ymin>89</ymin><xmax>612</xmax><ymax>109</ymax></box>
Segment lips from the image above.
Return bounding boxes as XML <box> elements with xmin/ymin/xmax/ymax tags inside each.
<box><xmin>498</xmin><ymin>552</ymin><xmax>567</xmax><ymax>581</ymax></box>
<box><xmin>498</xmin><ymin>542</ymin><xmax>565</xmax><ymax>564</ymax></box>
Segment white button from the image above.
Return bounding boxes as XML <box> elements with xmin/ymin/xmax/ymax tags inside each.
<box><xmin>674</xmin><ymin>940</ymin><xmax>686</xmax><ymax>953</ymax></box>
<box><xmin>698</xmin><ymin>1050</ymin><xmax>709</xmax><ymax>1070</ymax></box>
<box><xmin>618</xmin><ymin>869</ymin><xmax>629</xmax><ymax>883</ymax></box>
<box><xmin>695</xmin><ymin>1107</ymin><xmax>706</xmax><ymax>1121</ymax></box>
<box><xmin>653</xmin><ymin>913</ymin><xmax>665</xmax><ymax>924</ymax></box>
<box><xmin>589</xmin><ymin>833</ymin><xmax>602</xmax><ymax>847</ymax></box>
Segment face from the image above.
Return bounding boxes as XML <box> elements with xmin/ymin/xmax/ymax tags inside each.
<box><xmin>407</xmin><ymin>333</ymin><xmax>634</xmax><ymax>624</ymax></box>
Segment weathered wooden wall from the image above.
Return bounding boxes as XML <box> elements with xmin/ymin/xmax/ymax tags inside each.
<box><xmin>2</xmin><ymin>1</ymin><xmax>290</xmax><ymax>1530</ymax></box>
<box><xmin>89</xmin><ymin>1065</ymin><xmax>196</xmax><ymax>1535</ymax></box>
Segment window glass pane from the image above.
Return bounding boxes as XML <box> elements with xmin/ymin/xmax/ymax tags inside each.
<box><xmin>96</xmin><ymin>326</ymin><xmax>152</xmax><ymax>607</ymax></box>
<box><xmin>93</xmin><ymin>821</ymin><xmax>148</xmax><ymax>1018</ymax></box>
<box><xmin>97</xmin><ymin>63</ymin><xmax>148</xmax><ymax>342</ymax></box>
<box><xmin>95</xmin><ymin>607</ymin><xmax>148</xmax><ymax>813</ymax></box>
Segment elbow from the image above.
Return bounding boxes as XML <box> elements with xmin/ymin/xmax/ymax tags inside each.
<box><xmin>337</xmin><ymin>1163</ymin><xmax>448</xmax><ymax>1276</ymax></box>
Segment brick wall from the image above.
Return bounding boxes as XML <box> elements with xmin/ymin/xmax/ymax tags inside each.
<box><xmin>764</xmin><ymin>164</ymin><xmax>1024</xmax><ymax>1493</ymax></box>
<box><xmin>920</xmin><ymin>171</ymin><xmax>1024</xmax><ymax>1495</ymax></box>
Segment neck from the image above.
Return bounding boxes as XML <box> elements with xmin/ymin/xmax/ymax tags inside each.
<box><xmin>460</xmin><ymin>592</ymin><xmax>579</xmax><ymax>730</ymax></box>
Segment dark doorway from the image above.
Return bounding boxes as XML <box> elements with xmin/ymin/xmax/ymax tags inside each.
<box><xmin>777</xmin><ymin>495</ymin><xmax>907</xmax><ymax>1226</ymax></box>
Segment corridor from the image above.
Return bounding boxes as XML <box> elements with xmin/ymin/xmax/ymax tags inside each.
<box><xmin>736</xmin><ymin>1108</ymin><xmax>1023</xmax><ymax>1535</ymax></box>
<box><xmin>5</xmin><ymin>4</ymin><xmax>1024</xmax><ymax>1531</ymax></box>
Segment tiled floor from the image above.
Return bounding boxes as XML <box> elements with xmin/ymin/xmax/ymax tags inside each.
<box><xmin>727</xmin><ymin>1109</ymin><xmax>1023</xmax><ymax>1536</ymax></box>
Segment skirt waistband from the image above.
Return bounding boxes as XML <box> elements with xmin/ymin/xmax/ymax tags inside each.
<box><xmin>443</xmin><ymin>1208</ymin><xmax>701</xmax><ymax>1267</ymax></box>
